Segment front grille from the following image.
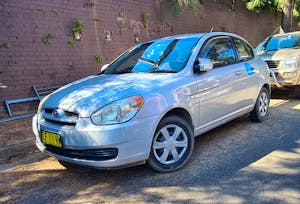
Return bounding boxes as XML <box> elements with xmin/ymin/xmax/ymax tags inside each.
<box><xmin>42</xmin><ymin>108</ymin><xmax>78</xmax><ymax>126</ymax></box>
<box><xmin>266</xmin><ymin>60</ymin><xmax>280</xmax><ymax>69</ymax></box>
<box><xmin>44</xmin><ymin>119</ymin><xmax>76</xmax><ymax>126</ymax></box>
<box><xmin>45</xmin><ymin>146</ymin><xmax>118</xmax><ymax>161</ymax></box>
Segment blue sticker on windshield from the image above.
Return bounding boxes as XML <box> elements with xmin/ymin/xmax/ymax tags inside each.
<box><xmin>245</xmin><ymin>63</ymin><xmax>255</xmax><ymax>76</ymax></box>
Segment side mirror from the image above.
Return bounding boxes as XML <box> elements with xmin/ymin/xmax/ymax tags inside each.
<box><xmin>195</xmin><ymin>58</ymin><xmax>213</xmax><ymax>73</ymax></box>
<box><xmin>100</xmin><ymin>64</ymin><xmax>109</xmax><ymax>72</ymax></box>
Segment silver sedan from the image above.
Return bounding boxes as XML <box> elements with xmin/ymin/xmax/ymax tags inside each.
<box><xmin>32</xmin><ymin>32</ymin><xmax>270</xmax><ymax>172</ymax></box>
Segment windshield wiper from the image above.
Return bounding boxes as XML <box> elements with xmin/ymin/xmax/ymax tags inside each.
<box><xmin>149</xmin><ymin>70</ymin><xmax>177</xmax><ymax>73</ymax></box>
<box><xmin>140</xmin><ymin>57</ymin><xmax>157</xmax><ymax>65</ymax></box>
<box><xmin>103</xmin><ymin>67</ymin><xmax>133</xmax><ymax>74</ymax></box>
<box><xmin>113</xmin><ymin>70</ymin><xmax>132</xmax><ymax>74</ymax></box>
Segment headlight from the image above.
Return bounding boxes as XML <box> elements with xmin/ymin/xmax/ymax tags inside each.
<box><xmin>283</xmin><ymin>56</ymin><xmax>298</xmax><ymax>68</ymax></box>
<box><xmin>91</xmin><ymin>96</ymin><xmax>144</xmax><ymax>125</ymax></box>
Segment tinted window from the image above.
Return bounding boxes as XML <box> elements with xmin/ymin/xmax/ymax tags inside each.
<box><xmin>132</xmin><ymin>37</ymin><xmax>200</xmax><ymax>72</ymax></box>
<box><xmin>102</xmin><ymin>44</ymin><xmax>151</xmax><ymax>74</ymax></box>
<box><xmin>233</xmin><ymin>38</ymin><xmax>254</xmax><ymax>61</ymax></box>
<box><xmin>201</xmin><ymin>38</ymin><xmax>236</xmax><ymax>68</ymax></box>
<box><xmin>102</xmin><ymin>37</ymin><xmax>200</xmax><ymax>74</ymax></box>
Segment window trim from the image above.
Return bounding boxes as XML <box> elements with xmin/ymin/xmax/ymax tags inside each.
<box><xmin>231</xmin><ymin>37</ymin><xmax>254</xmax><ymax>63</ymax></box>
<box><xmin>197</xmin><ymin>36</ymin><xmax>239</xmax><ymax>69</ymax></box>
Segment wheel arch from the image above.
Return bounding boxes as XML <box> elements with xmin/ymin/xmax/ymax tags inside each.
<box><xmin>262</xmin><ymin>83</ymin><xmax>271</xmax><ymax>96</ymax></box>
<box><xmin>161</xmin><ymin>107</ymin><xmax>194</xmax><ymax>132</ymax></box>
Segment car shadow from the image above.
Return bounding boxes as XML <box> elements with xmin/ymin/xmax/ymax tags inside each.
<box><xmin>1</xmin><ymin>96</ymin><xmax>300</xmax><ymax>203</ymax></box>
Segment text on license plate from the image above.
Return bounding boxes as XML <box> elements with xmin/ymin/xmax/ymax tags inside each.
<box><xmin>41</xmin><ymin>131</ymin><xmax>62</xmax><ymax>148</ymax></box>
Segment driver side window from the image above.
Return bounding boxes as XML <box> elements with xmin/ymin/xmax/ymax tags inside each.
<box><xmin>201</xmin><ymin>38</ymin><xmax>236</xmax><ymax>68</ymax></box>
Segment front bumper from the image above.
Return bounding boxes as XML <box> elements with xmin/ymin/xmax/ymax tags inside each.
<box><xmin>32</xmin><ymin>114</ymin><xmax>160</xmax><ymax>168</ymax></box>
<box><xmin>270</xmin><ymin>68</ymin><xmax>300</xmax><ymax>87</ymax></box>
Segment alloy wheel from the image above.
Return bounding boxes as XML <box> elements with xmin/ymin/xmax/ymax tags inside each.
<box><xmin>259</xmin><ymin>92</ymin><xmax>269</xmax><ymax>117</ymax></box>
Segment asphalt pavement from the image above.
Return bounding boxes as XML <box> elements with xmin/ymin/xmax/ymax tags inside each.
<box><xmin>0</xmin><ymin>90</ymin><xmax>299</xmax><ymax>203</ymax></box>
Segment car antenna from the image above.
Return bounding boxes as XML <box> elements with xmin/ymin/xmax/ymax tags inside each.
<box><xmin>210</xmin><ymin>27</ymin><xmax>214</xmax><ymax>32</ymax></box>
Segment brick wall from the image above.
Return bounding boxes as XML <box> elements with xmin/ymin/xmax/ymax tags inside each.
<box><xmin>160</xmin><ymin>0</ymin><xmax>281</xmax><ymax>47</ymax></box>
<box><xmin>0</xmin><ymin>0</ymin><xmax>285</xmax><ymax>116</ymax></box>
<box><xmin>0</xmin><ymin>0</ymin><xmax>160</xmax><ymax>114</ymax></box>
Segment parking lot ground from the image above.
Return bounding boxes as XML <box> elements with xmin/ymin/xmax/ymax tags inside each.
<box><xmin>0</xmin><ymin>90</ymin><xmax>299</xmax><ymax>203</ymax></box>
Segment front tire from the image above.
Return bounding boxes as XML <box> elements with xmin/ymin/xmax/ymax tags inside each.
<box><xmin>58</xmin><ymin>160</ymin><xmax>81</xmax><ymax>170</ymax></box>
<box><xmin>148</xmin><ymin>115</ymin><xmax>194</xmax><ymax>173</ymax></box>
<box><xmin>250</xmin><ymin>87</ymin><xmax>270</xmax><ymax>122</ymax></box>
<box><xmin>294</xmin><ymin>85</ymin><xmax>300</xmax><ymax>99</ymax></box>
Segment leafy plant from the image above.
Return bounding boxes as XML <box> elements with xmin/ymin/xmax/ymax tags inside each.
<box><xmin>68</xmin><ymin>61</ymin><xmax>74</xmax><ymax>69</ymax></box>
<box><xmin>245</xmin><ymin>0</ymin><xmax>280</xmax><ymax>13</ymax></box>
<box><xmin>68</xmin><ymin>37</ymin><xmax>76</xmax><ymax>47</ymax></box>
<box><xmin>229</xmin><ymin>0</ymin><xmax>236</xmax><ymax>12</ymax></box>
<box><xmin>95</xmin><ymin>55</ymin><xmax>104</xmax><ymax>65</ymax></box>
<box><xmin>42</xmin><ymin>34</ymin><xmax>56</xmax><ymax>44</ymax></box>
<box><xmin>172</xmin><ymin>0</ymin><xmax>200</xmax><ymax>16</ymax></box>
<box><xmin>72</xmin><ymin>19</ymin><xmax>84</xmax><ymax>34</ymax></box>
<box><xmin>220</xmin><ymin>26</ymin><xmax>227</xmax><ymax>32</ymax></box>
<box><xmin>0</xmin><ymin>43</ymin><xmax>10</xmax><ymax>49</ymax></box>
<box><xmin>295</xmin><ymin>1</ymin><xmax>300</xmax><ymax>27</ymax></box>
<box><xmin>142</xmin><ymin>12</ymin><xmax>151</xmax><ymax>27</ymax></box>
<box><xmin>245</xmin><ymin>0</ymin><xmax>300</xmax><ymax>30</ymax></box>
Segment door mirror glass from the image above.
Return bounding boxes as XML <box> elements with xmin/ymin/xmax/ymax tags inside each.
<box><xmin>195</xmin><ymin>58</ymin><xmax>213</xmax><ymax>72</ymax></box>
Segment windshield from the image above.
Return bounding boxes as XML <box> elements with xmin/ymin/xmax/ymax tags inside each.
<box><xmin>102</xmin><ymin>37</ymin><xmax>200</xmax><ymax>74</ymax></box>
<box><xmin>257</xmin><ymin>33</ymin><xmax>300</xmax><ymax>52</ymax></box>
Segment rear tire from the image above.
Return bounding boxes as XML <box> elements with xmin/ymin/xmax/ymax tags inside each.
<box><xmin>250</xmin><ymin>87</ymin><xmax>270</xmax><ymax>122</ymax></box>
<box><xmin>147</xmin><ymin>115</ymin><xmax>194</xmax><ymax>173</ymax></box>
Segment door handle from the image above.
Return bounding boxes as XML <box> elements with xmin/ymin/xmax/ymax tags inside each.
<box><xmin>235</xmin><ymin>71</ymin><xmax>242</xmax><ymax>75</ymax></box>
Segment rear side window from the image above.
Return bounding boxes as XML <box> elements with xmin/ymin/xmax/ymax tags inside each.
<box><xmin>201</xmin><ymin>38</ymin><xmax>236</xmax><ymax>68</ymax></box>
<box><xmin>233</xmin><ymin>38</ymin><xmax>254</xmax><ymax>62</ymax></box>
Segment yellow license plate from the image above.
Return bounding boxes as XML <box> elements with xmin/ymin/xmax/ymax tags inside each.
<box><xmin>41</xmin><ymin>131</ymin><xmax>62</xmax><ymax>148</ymax></box>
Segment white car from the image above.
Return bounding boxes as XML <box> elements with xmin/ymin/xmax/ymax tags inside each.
<box><xmin>33</xmin><ymin>32</ymin><xmax>270</xmax><ymax>172</ymax></box>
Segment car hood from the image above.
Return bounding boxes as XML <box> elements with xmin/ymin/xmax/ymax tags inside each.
<box><xmin>42</xmin><ymin>73</ymin><xmax>172</xmax><ymax>117</ymax></box>
<box><xmin>258</xmin><ymin>48</ymin><xmax>300</xmax><ymax>61</ymax></box>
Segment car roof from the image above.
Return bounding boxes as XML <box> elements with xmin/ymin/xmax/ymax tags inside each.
<box><xmin>272</xmin><ymin>31</ymin><xmax>300</xmax><ymax>37</ymax></box>
<box><xmin>145</xmin><ymin>32</ymin><xmax>247</xmax><ymax>43</ymax></box>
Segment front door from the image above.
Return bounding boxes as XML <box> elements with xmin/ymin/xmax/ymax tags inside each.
<box><xmin>195</xmin><ymin>37</ymin><xmax>247</xmax><ymax>131</ymax></box>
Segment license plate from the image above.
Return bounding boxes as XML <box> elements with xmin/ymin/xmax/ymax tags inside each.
<box><xmin>41</xmin><ymin>131</ymin><xmax>62</xmax><ymax>148</ymax></box>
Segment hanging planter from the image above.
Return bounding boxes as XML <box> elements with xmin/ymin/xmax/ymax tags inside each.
<box><xmin>74</xmin><ymin>32</ymin><xmax>81</xmax><ymax>40</ymax></box>
<box><xmin>104</xmin><ymin>30</ymin><xmax>112</xmax><ymax>43</ymax></box>
<box><xmin>134</xmin><ymin>33</ymin><xmax>140</xmax><ymax>43</ymax></box>
<box><xmin>72</xmin><ymin>19</ymin><xmax>84</xmax><ymax>41</ymax></box>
